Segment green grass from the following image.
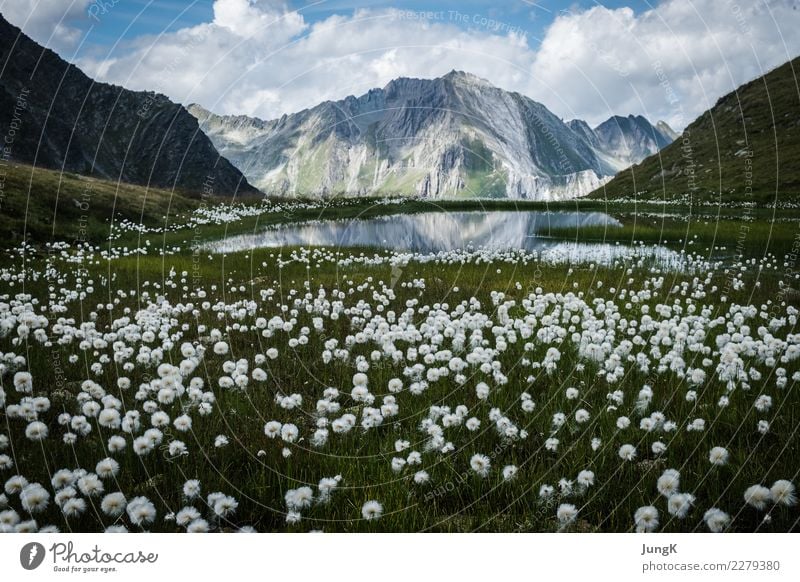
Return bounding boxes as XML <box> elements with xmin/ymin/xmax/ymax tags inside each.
<box><xmin>3</xmin><ymin>231</ymin><xmax>800</xmax><ymax>532</ymax></box>
<box><xmin>0</xmin><ymin>162</ymin><xmax>202</xmax><ymax>243</ymax></box>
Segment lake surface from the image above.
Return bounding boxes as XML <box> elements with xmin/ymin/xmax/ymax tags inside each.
<box><xmin>207</xmin><ymin>211</ymin><xmax>623</xmax><ymax>253</ymax></box>
<box><xmin>204</xmin><ymin>210</ymin><xmax>693</xmax><ymax>268</ymax></box>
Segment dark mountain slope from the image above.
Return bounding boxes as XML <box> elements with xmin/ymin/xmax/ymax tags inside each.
<box><xmin>0</xmin><ymin>13</ymin><xmax>256</xmax><ymax>196</ymax></box>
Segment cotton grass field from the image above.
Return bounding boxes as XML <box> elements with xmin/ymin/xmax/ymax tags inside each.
<box><xmin>1</xmin><ymin>201</ymin><xmax>799</xmax><ymax>533</ymax></box>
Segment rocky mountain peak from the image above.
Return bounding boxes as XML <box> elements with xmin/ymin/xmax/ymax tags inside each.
<box><xmin>190</xmin><ymin>71</ymin><xmax>675</xmax><ymax>200</ymax></box>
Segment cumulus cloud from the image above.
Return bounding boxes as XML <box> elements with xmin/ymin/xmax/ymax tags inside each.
<box><xmin>74</xmin><ymin>4</ymin><xmax>535</xmax><ymax>120</ymax></box>
<box><xmin>3</xmin><ymin>0</ymin><xmax>800</xmax><ymax>129</ymax></box>
<box><xmin>530</xmin><ymin>0</ymin><xmax>800</xmax><ymax>129</ymax></box>
<box><xmin>1</xmin><ymin>0</ymin><xmax>94</xmax><ymax>52</ymax></box>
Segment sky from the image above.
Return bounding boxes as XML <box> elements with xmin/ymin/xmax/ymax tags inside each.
<box><xmin>2</xmin><ymin>0</ymin><xmax>799</xmax><ymax>130</ymax></box>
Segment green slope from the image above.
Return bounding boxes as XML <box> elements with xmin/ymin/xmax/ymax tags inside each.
<box><xmin>0</xmin><ymin>162</ymin><xmax>201</xmax><ymax>243</ymax></box>
<box><xmin>589</xmin><ymin>57</ymin><xmax>800</xmax><ymax>204</ymax></box>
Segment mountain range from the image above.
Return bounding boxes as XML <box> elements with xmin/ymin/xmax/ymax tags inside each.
<box><xmin>591</xmin><ymin>57</ymin><xmax>800</xmax><ymax>203</ymax></box>
<box><xmin>0</xmin><ymin>14</ymin><xmax>254</xmax><ymax>197</ymax></box>
<box><xmin>5</xmin><ymin>6</ymin><xmax>795</xmax><ymax>207</ymax></box>
<box><xmin>188</xmin><ymin>72</ymin><xmax>676</xmax><ymax>200</ymax></box>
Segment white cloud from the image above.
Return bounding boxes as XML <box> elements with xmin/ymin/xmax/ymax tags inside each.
<box><xmin>1</xmin><ymin>0</ymin><xmax>93</xmax><ymax>52</ymax></box>
<box><xmin>3</xmin><ymin>0</ymin><xmax>800</xmax><ymax>130</ymax></box>
<box><xmin>72</xmin><ymin>4</ymin><xmax>535</xmax><ymax>120</ymax></box>
<box><xmin>529</xmin><ymin>0</ymin><xmax>800</xmax><ymax>129</ymax></box>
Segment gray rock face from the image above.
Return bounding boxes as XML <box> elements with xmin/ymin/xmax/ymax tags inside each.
<box><xmin>593</xmin><ymin>115</ymin><xmax>677</xmax><ymax>170</ymax></box>
<box><xmin>0</xmin><ymin>15</ymin><xmax>256</xmax><ymax>196</ymax></box>
<box><xmin>190</xmin><ymin>71</ymin><xmax>676</xmax><ymax>200</ymax></box>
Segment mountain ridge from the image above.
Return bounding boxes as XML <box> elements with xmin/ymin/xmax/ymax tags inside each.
<box><xmin>189</xmin><ymin>72</ymin><xmax>675</xmax><ymax>200</ymax></box>
<box><xmin>0</xmin><ymin>13</ymin><xmax>256</xmax><ymax>196</ymax></box>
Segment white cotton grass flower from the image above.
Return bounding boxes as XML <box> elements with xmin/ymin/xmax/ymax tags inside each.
<box><xmin>285</xmin><ymin>487</ymin><xmax>314</xmax><ymax>511</ymax></box>
<box><xmin>413</xmin><ymin>471</ymin><xmax>429</xmax><ymax>485</ymax></box>
<box><xmin>100</xmin><ymin>492</ymin><xmax>127</xmax><ymax>517</ymax></box>
<box><xmin>132</xmin><ymin>436</ymin><xmax>154</xmax><ymax>456</ymax></box>
<box><xmin>743</xmin><ymin>485</ymin><xmax>772</xmax><ymax>510</ymax></box>
<box><xmin>183</xmin><ymin>479</ymin><xmax>201</xmax><ymax>499</ymax></box>
<box><xmin>317</xmin><ymin>476</ymin><xmax>341</xmax><ymax>502</ymax></box>
<box><xmin>657</xmin><ymin>469</ymin><xmax>680</xmax><ymax>498</ymax></box>
<box><xmin>770</xmin><ymin>480</ymin><xmax>797</xmax><ymax>507</ymax></box>
<box><xmin>502</xmin><ymin>465</ymin><xmax>518</xmax><ymax>481</ymax></box>
<box><xmin>108</xmin><ymin>435</ymin><xmax>126</xmax><ymax>453</ymax></box>
<box><xmin>176</xmin><ymin>506</ymin><xmax>201</xmax><ymax>527</ymax></box>
<box><xmin>361</xmin><ymin>500</ymin><xmax>383</xmax><ymax>521</ymax></box>
<box><xmin>667</xmin><ymin>493</ymin><xmax>695</xmax><ymax>519</ymax></box>
<box><xmin>20</xmin><ymin>484</ymin><xmax>49</xmax><ymax>514</ymax></box>
<box><xmin>15</xmin><ymin>519</ymin><xmax>38</xmax><ymax>533</ymax></box>
<box><xmin>5</xmin><ymin>475</ymin><xmax>29</xmax><ymax>495</ymax></box>
<box><xmin>576</xmin><ymin>470</ymin><xmax>595</xmax><ymax>489</ymax></box>
<box><xmin>95</xmin><ymin>458</ymin><xmax>120</xmax><ymax>479</ymax></box>
<box><xmin>264</xmin><ymin>421</ymin><xmax>282</xmax><ymax>438</ymax></box>
<box><xmin>708</xmin><ymin>446</ymin><xmax>729</xmax><ymax>467</ymax></box>
<box><xmin>168</xmin><ymin>441</ymin><xmax>188</xmax><ymax>457</ymax></box>
<box><xmin>173</xmin><ymin>414</ymin><xmax>192</xmax><ymax>432</ymax></box>
<box><xmin>25</xmin><ymin>421</ymin><xmax>48</xmax><ymax>441</ymax></box>
<box><xmin>618</xmin><ymin>444</ymin><xmax>636</xmax><ymax>461</ymax></box>
<box><xmin>556</xmin><ymin>503</ymin><xmax>578</xmax><ymax>528</ymax></box>
<box><xmin>187</xmin><ymin>518</ymin><xmax>210</xmax><ymax>533</ymax></box>
<box><xmin>126</xmin><ymin>496</ymin><xmax>156</xmax><ymax>527</ymax></box>
<box><xmin>551</xmin><ymin>412</ymin><xmax>566</xmax><ymax>430</ymax></box>
<box><xmin>54</xmin><ymin>487</ymin><xmax>76</xmax><ymax>509</ymax></box>
<box><xmin>651</xmin><ymin>441</ymin><xmax>667</xmax><ymax>455</ymax></box>
<box><xmin>634</xmin><ymin>506</ymin><xmax>659</xmax><ymax>532</ymax></box>
<box><xmin>470</xmin><ymin>454</ymin><xmax>491</xmax><ymax>477</ymax></box>
<box><xmin>0</xmin><ymin>509</ymin><xmax>20</xmax><ymax>527</ymax></box>
<box><xmin>703</xmin><ymin>508</ymin><xmax>730</xmax><ymax>532</ymax></box>
<box><xmin>213</xmin><ymin>495</ymin><xmax>238</xmax><ymax>518</ymax></box>
<box><xmin>13</xmin><ymin>371</ymin><xmax>33</xmax><ymax>394</ymax></box>
<box><xmin>285</xmin><ymin>511</ymin><xmax>301</xmax><ymax>525</ymax></box>
<box><xmin>280</xmin><ymin>424</ymin><xmax>298</xmax><ymax>443</ymax></box>
<box><xmin>77</xmin><ymin>474</ymin><xmax>104</xmax><ymax>497</ymax></box>
<box><xmin>465</xmin><ymin>417</ymin><xmax>480</xmax><ymax>431</ymax></box>
<box><xmin>754</xmin><ymin>394</ymin><xmax>772</xmax><ymax>412</ymax></box>
<box><xmin>62</xmin><ymin>497</ymin><xmax>87</xmax><ymax>519</ymax></box>
<box><xmin>687</xmin><ymin>418</ymin><xmax>705</xmax><ymax>432</ymax></box>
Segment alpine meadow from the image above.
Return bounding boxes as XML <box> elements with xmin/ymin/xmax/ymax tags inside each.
<box><xmin>0</xmin><ymin>1</ymin><xmax>799</xmax><ymax>543</ymax></box>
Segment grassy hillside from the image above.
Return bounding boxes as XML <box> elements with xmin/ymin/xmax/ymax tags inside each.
<box><xmin>590</xmin><ymin>57</ymin><xmax>800</xmax><ymax>204</ymax></box>
<box><xmin>0</xmin><ymin>162</ymin><xmax>201</xmax><ymax>243</ymax></box>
